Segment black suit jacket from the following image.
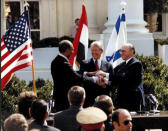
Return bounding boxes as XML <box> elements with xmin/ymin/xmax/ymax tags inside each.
<box><xmin>29</xmin><ymin>120</ymin><xmax>60</xmax><ymax>131</ymax></box>
<box><xmin>54</xmin><ymin>106</ymin><xmax>82</xmax><ymax>131</ymax></box>
<box><xmin>51</xmin><ymin>55</ymin><xmax>93</xmax><ymax>111</ymax></box>
<box><xmin>113</xmin><ymin>57</ymin><xmax>145</xmax><ymax>111</ymax></box>
<box><xmin>79</xmin><ymin>58</ymin><xmax>114</xmax><ymax>106</ymax></box>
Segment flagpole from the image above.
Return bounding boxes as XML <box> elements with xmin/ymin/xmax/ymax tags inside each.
<box><xmin>31</xmin><ymin>61</ymin><xmax>37</xmax><ymax>93</ymax></box>
<box><xmin>24</xmin><ymin>0</ymin><xmax>37</xmax><ymax>93</ymax></box>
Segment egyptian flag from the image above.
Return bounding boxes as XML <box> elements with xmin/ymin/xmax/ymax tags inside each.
<box><xmin>69</xmin><ymin>5</ymin><xmax>88</xmax><ymax>70</ymax></box>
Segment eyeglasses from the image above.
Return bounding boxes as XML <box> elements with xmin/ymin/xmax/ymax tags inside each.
<box><xmin>123</xmin><ymin>120</ymin><xmax>132</xmax><ymax>125</ymax></box>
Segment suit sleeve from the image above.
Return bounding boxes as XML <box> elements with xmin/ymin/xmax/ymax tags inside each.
<box><xmin>64</xmin><ymin>61</ymin><xmax>94</xmax><ymax>85</ymax></box>
<box><xmin>78</xmin><ymin>60</ymin><xmax>87</xmax><ymax>75</ymax></box>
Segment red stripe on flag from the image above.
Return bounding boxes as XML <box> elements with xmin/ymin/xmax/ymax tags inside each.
<box><xmin>18</xmin><ymin>52</ymin><xmax>32</xmax><ymax>61</ymax></box>
<box><xmin>1</xmin><ymin>61</ymin><xmax>32</xmax><ymax>90</ymax></box>
<box><xmin>1</xmin><ymin>43</ymin><xmax>6</xmax><ymax>51</ymax></box>
<box><xmin>69</xmin><ymin>5</ymin><xmax>88</xmax><ymax>66</ymax></box>
<box><xmin>1</xmin><ymin>44</ymin><xmax>30</xmax><ymax>72</ymax></box>
<box><xmin>1</xmin><ymin>51</ymin><xmax>10</xmax><ymax>61</ymax></box>
<box><xmin>1</xmin><ymin>48</ymin><xmax>24</xmax><ymax>72</ymax></box>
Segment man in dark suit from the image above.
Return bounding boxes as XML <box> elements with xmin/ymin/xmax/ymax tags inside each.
<box><xmin>54</xmin><ymin>86</ymin><xmax>85</xmax><ymax>131</ymax></box>
<box><xmin>29</xmin><ymin>99</ymin><xmax>60</xmax><ymax>131</ymax></box>
<box><xmin>79</xmin><ymin>41</ymin><xmax>113</xmax><ymax>106</ymax></box>
<box><xmin>113</xmin><ymin>43</ymin><xmax>145</xmax><ymax>111</ymax></box>
<box><xmin>51</xmin><ymin>40</ymin><xmax>105</xmax><ymax>111</ymax></box>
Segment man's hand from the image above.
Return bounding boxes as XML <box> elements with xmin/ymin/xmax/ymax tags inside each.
<box><xmin>96</xmin><ymin>76</ymin><xmax>106</xmax><ymax>88</ymax></box>
<box><xmin>87</xmin><ymin>71</ymin><xmax>97</xmax><ymax>76</ymax></box>
<box><xmin>95</xmin><ymin>70</ymin><xmax>106</xmax><ymax>78</ymax></box>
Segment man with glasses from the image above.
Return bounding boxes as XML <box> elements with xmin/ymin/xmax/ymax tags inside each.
<box><xmin>112</xmin><ymin>109</ymin><xmax>132</xmax><ymax>131</ymax></box>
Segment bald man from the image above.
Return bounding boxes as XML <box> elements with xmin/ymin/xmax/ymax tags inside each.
<box><xmin>113</xmin><ymin>43</ymin><xmax>145</xmax><ymax>111</ymax></box>
<box><xmin>112</xmin><ymin>109</ymin><xmax>132</xmax><ymax>131</ymax></box>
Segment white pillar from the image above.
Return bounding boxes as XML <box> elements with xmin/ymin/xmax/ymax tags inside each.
<box><xmin>103</xmin><ymin>0</ymin><xmax>154</xmax><ymax>56</ymax></box>
<box><xmin>162</xmin><ymin>13</ymin><xmax>168</xmax><ymax>37</ymax></box>
<box><xmin>41</xmin><ymin>0</ymin><xmax>57</xmax><ymax>38</ymax></box>
<box><xmin>57</xmin><ymin>0</ymin><xmax>64</xmax><ymax>37</ymax></box>
<box><xmin>72</xmin><ymin>0</ymin><xmax>99</xmax><ymax>34</ymax></box>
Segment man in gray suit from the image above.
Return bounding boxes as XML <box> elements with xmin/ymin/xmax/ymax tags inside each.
<box><xmin>79</xmin><ymin>41</ymin><xmax>114</xmax><ymax>106</ymax></box>
<box><xmin>54</xmin><ymin>86</ymin><xmax>86</xmax><ymax>131</ymax></box>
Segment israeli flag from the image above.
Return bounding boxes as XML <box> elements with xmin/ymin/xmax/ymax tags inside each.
<box><xmin>104</xmin><ymin>8</ymin><xmax>127</xmax><ymax>68</ymax></box>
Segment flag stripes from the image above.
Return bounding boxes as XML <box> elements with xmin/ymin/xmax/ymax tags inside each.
<box><xmin>1</xmin><ymin>10</ymin><xmax>33</xmax><ymax>90</ymax></box>
<box><xmin>69</xmin><ymin>5</ymin><xmax>88</xmax><ymax>70</ymax></box>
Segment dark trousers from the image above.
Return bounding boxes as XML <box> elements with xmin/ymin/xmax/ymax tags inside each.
<box><xmin>116</xmin><ymin>90</ymin><xmax>142</xmax><ymax>111</ymax></box>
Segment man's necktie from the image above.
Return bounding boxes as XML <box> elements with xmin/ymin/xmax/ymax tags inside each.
<box><xmin>95</xmin><ymin>60</ymin><xmax>99</xmax><ymax>70</ymax></box>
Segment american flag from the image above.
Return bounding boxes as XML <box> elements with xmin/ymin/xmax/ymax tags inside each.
<box><xmin>1</xmin><ymin>10</ymin><xmax>33</xmax><ymax>91</ymax></box>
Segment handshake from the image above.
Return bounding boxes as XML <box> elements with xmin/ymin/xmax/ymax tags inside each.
<box><xmin>87</xmin><ymin>70</ymin><xmax>108</xmax><ymax>87</ymax></box>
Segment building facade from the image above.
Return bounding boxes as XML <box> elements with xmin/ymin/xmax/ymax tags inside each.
<box><xmin>1</xmin><ymin>0</ymin><xmax>168</xmax><ymax>82</ymax></box>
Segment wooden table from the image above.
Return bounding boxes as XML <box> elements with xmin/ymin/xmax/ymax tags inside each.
<box><xmin>131</xmin><ymin>111</ymin><xmax>168</xmax><ymax>131</ymax></box>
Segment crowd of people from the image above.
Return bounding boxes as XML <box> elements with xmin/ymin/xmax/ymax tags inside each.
<box><xmin>4</xmin><ymin>89</ymin><xmax>132</xmax><ymax>131</ymax></box>
<box><xmin>3</xmin><ymin>39</ymin><xmax>145</xmax><ymax>131</ymax></box>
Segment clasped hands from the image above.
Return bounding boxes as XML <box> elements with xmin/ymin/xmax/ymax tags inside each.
<box><xmin>87</xmin><ymin>70</ymin><xmax>107</xmax><ymax>87</ymax></box>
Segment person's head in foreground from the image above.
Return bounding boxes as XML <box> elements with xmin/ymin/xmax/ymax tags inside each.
<box><xmin>94</xmin><ymin>95</ymin><xmax>114</xmax><ymax>119</ymax></box>
<box><xmin>30</xmin><ymin>99</ymin><xmax>49</xmax><ymax>121</ymax></box>
<box><xmin>4</xmin><ymin>113</ymin><xmax>28</xmax><ymax>131</ymax></box>
<box><xmin>112</xmin><ymin>109</ymin><xmax>132</xmax><ymax>131</ymax></box>
<box><xmin>76</xmin><ymin>107</ymin><xmax>107</xmax><ymax>131</ymax></box>
<box><xmin>18</xmin><ymin>91</ymin><xmax>37</xmax><ymax>119</ymax></box>
<box><xmin>68</xmin><ymin>85</ymin><xmax>86</xmax><ymax>107</ymax></box>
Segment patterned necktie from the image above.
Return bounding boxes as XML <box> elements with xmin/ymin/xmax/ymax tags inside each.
<box><xmin>95</xmin><ymin>60</ymin><xmax>99</xmax><ymax>70</ymax></box>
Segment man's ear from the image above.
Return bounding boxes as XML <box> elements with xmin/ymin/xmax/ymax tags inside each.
<box><xmin>44</xmin><ymin>112</ymin><xmax>49</xmax><ymax>120</ymax></box>
<box><xmin>113</xmin><ymin>121</ymin><xmax>120</xmax><ymax>127</ymax></box>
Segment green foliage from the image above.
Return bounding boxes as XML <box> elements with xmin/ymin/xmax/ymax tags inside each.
<box><xmin>37</xmin><ymin>80</ymin><xmax>53</xmax><ymax>100</ymax></box>
<box><xmin>28</xmin><ymin>78</ymin><xmax>46</xmax><ymax>89</ymax></box>
<box><xmin>136</xmin><ymin>55</ymin><xmax>168</xmax><ymax>110</ymax></box>
<box><xmin>1</xmin><ymin>75</ymin><xmax>53</xmax><ymax>128</ymax></box>
<box><xmin>155</xmin><ymin>39</ymin><xmax>168</xmax><ymax>45</ymax></box>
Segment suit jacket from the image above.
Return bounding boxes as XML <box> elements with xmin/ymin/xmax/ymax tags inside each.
<box><xmin>29</xmin><ymin>120</ymin><xmax>60</xmax><ymax>131</ymax></box>
<box><xmin>79</xmin><ymin>58</ymin><xmax>114</xmax><ymax>106</ymax></box>
<box><xmin>51</xmin><ymin>54</ymin><xmax>93</xmax><ymax>111</ymax></box>
<box><xmin>54</xmin><ymin>106</ymin><xmax>82</xmax><ymax>131</ymax></box>
<box><xmin>113</xmin><ymin>57</ymin><xmax>145</xmax><ymax>111</ymax></box>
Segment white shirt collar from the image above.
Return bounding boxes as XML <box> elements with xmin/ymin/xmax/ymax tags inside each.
<box><xmin>59</xmin><ymin>53</ymin><xmax>69</xmax><ymax>61</ymax></box>
<box><xmin>93</xmin><ymin>58</ymin><xmax>101</xmax><ymax>68</ymax></box>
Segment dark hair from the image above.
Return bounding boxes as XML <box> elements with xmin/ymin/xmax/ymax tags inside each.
<box><xmin>75</xmin><ymin>18</ymin><xmax>80</xmax><ymax>23</ymax></box>
<box><xmin>112</xmin><ymin>110</ymin><xmax>120</xmax><ymax>124</ymax></box>
<box><xmin>59</xmin><ymin>40</ymin><xmax>72</xmax><ymax>53</ymax></box>
<box><xmin>30</xmin><ymin>99</ymin><xmax>48</xmax><ymax>121</ymax></box>
<box><xmin>94</xmin><ymin>95</ymin><xmax>113</xmax><ymax>118</ymax></box>
<box><xmin>18</xmin><ymin>91</ymin><xmax>37</xmax><ymax>119</ymax></box>
<box><xmin>68</xmin><ymin>86</ymin><xmax>85</xmax><ymax>106</ymax></box>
